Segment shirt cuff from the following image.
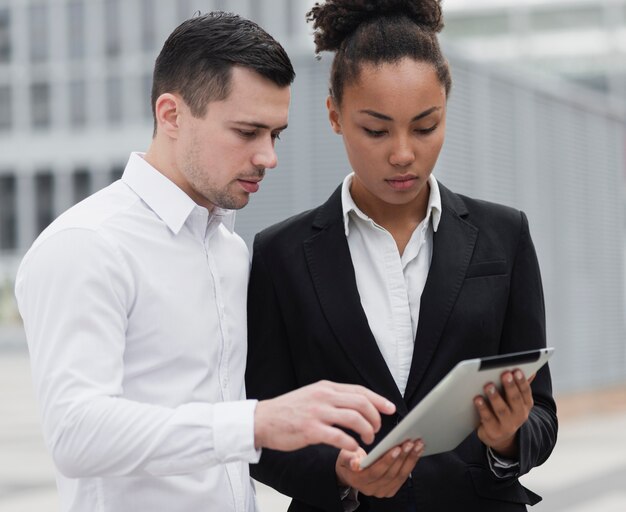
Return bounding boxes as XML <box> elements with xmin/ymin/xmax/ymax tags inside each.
<box><xmin>486</xmin><ymin>446</ymin><xmax>520</xmax><ymax>479</ymax></box>
<box><xmin>213</xmin><ymin>399</ymin><xmax>261</xmax><ymax>463</ymax></box>
<box><xmin>339</xmin><ymin>486</ymin><xmax>360</xmax><ymax>512</ymax></box>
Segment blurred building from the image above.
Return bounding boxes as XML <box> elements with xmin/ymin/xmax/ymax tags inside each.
<box><xmin>441</xmin><ymin>0</ymin><xmax>626</xmax><ymax>107</ymax></box>
<box><xmin>0</xmin><ymin>0</ymin><xmax>625</xmax><ymax>392</ymax></box>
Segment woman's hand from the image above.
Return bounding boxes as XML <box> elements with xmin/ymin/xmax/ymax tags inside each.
<box><xmin>474</xmin><ymin>370</ymin><xmax>535</xmax><ymax>458</ymax></box>
<box><xmin>335</xmin><ymin>440</ymin><xmax>424</xmax><ymax>498</ymax></box>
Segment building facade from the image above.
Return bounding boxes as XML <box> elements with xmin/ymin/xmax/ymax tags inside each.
<box><xmin>442</xmin><ymin>0</ymin><xmax>626</xmax><ymax>106</ymax></box>
<box><xmin>0</xmin><ymin>0</ymin><xmax>625</xmax><ymax>392</ymax></box>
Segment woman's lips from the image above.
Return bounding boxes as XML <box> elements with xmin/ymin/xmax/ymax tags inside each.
<box><xmin>386</xmin><ymin>175</ymin><xmax>418</xmax><ymax>191</ymax></box>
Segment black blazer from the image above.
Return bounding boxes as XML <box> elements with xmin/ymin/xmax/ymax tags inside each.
<box><xmin>246</xmin><ymin>182</ymin><xmax>557</xmax><ymax>512</ymax></box>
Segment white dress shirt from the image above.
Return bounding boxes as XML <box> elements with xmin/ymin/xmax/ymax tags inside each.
<box><xmin>15</xmin><ymin>153</ymin><xmax>260</xmax><ymax>512</ymax></box>
<box><xmin>342</xmin><ymin>173</ymin><xmax>441</xmax><ymax>396</ymax></box>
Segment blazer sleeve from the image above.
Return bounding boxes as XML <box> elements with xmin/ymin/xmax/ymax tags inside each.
<box><xmin>499</xmin><ymin>211</ymin><xmax>558</xmax><ymax>476</ymax></box>
<box><xmin>245</xmin><ymin>236</ymin><xmax>345</xmax><ymax>512</ymax></box>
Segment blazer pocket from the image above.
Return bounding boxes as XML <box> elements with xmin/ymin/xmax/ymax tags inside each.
<box><xmin>468</xmin><ymin>466</ymin><xmax>541</xmax><ymax>506</ymax></box>
<box><xmin>466</xmin><ymin>260</ymin><xmax>507</xmax><ymax>279</ymax></box>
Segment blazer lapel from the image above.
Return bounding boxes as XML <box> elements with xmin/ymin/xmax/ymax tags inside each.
<box><xmin>404</xmin><ymin>184</ymin><xmax>478</xmax><ymax>403</ymax></box>
<box><xmin>303</xmin><ymin>187</ymin><xmax>406</xmax><ymax>409</ymax></box>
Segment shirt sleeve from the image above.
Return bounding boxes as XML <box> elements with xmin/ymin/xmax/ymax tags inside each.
<box><xmin>15</xmin><ymin>228</ymin><xmax>260</xmax><ymax>479</ymax></box>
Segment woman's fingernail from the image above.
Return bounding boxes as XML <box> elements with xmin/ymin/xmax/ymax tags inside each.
<box><xmin>392</xmin><ymin>447</ymin><xmax>401</xmax><ymax>458</ymax></box>
<box><xmin>515</xmin><ymin>370</ymin><xmax>523</xmax><ymax>381</ymax></box>
<box><xmin>404</xmin><ymin>442</ymin><xmax>414</xmax><ymax>453</ymax></box>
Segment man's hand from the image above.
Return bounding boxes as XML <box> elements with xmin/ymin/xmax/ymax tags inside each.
<box><xmin>335</xmin><ymin>440</ymin><xmax>424</xmax><ymax>498</ymax></box>
<box><xmin>254</xmin><ymin>380</ymin><xmax>396</xmax><ymax>452</ymax></box>
<box><xmin>474</xmin><ymin>370</ymin><xmax>535</xmax><ymax>458</ymax></box>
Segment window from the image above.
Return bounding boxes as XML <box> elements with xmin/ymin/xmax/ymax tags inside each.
<box><xmin>31</xmin><ymin>82</ymin><xmax>50</xmax><ymax>129</ymax></box>
<box><xmin>29</xmin><ymin>3</ymin><xmax>49</xmax><ymax>62</ymax></box>
<box><xmin>104</xmin><ymin>0</ymin><xmax>121</xmax><ymax>57</ymax></box>
<box><xmin>142</xmin><ymin>73</ymin><xmax>153</xmax><ymax>121</ymax></box>
<box><xmin>177</xmin><ymin>0</ymin><xmax>194</xmax><ymax>23</ymax></box>
<box><xmin>250</xmin><ymin>0</ymin><xmax>262</xmax><ymax>24</ymax></box>
<box><xmin>35</xmin><ymin>172</ymin><xmax>54</xmax><ymax>234</ymax></box>
<box><xmin>106</xmin><ymin>76</ymin><xmax>122</xmax><ymax>124</ymax></box>
<box><xmin>285</xmin><ymin>0</ymin><xmax>295</xmax><ymax>37</ymax></box>
<box><xmin>141</xmin><ymin>0</ymin><xmax>156</xmax><ymax>52</ymax></box>
<box><xmin>0</xmin><ymin>85</ymin><xmax>11</xmax><ymax>131</ymax></box>
<box><xmin>73</xmin><ymin>168</ymin><xmax>91</xmax><ymax>204</ymax></box>
<box><xmin>69</xmin><ymin>80</ymin><xmax>87</xmax><ymax>128</ymax></box>
<box><xmin>0</xmin><ymin>8</ymin><xmax>10</xmax><ymax>63</ymax></box>
<box><xmin>67</xmin><ymin>1</ymin><xmax>85</xmax><ymax>60</ymax></box>
<box><xmin>110</xmin><ymin>165</ymin><xmax>124</xmax><ymax>183</ymax></box>
<box><xmin>572</xmin><ymin>74</ymin><xmax>609</xmax><ymax>93</ymax></box>
<box><xmin>0</xmin><ymin>174</ymin><xmax>17</xmax><ymax>250</ymax></box>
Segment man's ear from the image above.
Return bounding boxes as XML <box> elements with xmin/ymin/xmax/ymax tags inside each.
<box><xmin>327</xmin><ymin>96</ymin><xmax>342</xmax><ymax>135</ymax></box>
<box><xmin>154</xmin><ymin>93</ymin><xmax>182</xmax><ymax>139</ymax></box>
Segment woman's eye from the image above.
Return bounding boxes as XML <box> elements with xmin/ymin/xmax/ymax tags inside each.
<box><xmin>416</xmin><ymin>125</ymin><xmax>438</xmax><ymax>134</ymax></box>
<box><xmin>237</xmin><ymin>130</ymin><xmax>256</xmax><ymax>138</ymax></box>
<box><xmin>364</xmin><ymin>128</ymin><xmax>386</xmax><ymax>137</ymax></box>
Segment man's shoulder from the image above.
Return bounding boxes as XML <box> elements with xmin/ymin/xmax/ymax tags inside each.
<box><xmin>34</xmin><ymin>181</ymin><xmax>139</xmax><ymax>245</ymax></box>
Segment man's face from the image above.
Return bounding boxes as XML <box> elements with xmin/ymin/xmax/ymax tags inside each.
<box><xmin>174</xmin><ymin>67</ymin><xmax>291</xmax><ymax>210</ymax></box>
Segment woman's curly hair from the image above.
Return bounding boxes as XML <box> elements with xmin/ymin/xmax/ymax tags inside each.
<box><xmin>306</xmin><ymin>0</ymin><xmax>450</xmax><ymax>103</ymax></box>
<box><xmin>307</xmin><ymin>0</ymin><xmax>443</xmax><ymax>53</ymax></box>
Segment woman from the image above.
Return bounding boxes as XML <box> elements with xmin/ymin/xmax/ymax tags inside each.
<box><xmin>246</xmin><ymin>1</ymin><xmax>557</xmax><ymax>511</ymax></box>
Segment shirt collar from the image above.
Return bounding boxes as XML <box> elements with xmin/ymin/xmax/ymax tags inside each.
<box><xmin>341</xmin><ymin>173</ymin><xmax>442</xmax><ymax>236</ymax></box>
<box><xmin>121</xmin><ymin>152</ymin><xmax>235</xmax><ymax>235</ymax></box>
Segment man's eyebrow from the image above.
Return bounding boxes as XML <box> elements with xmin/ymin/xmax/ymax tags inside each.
<box><xmin>359</xmin><ymin>106</ymin><xmax>441</xmax><ymax>122</ymax></box>
<box><xmin>233</xmin><ymin>121</ymin><xmax>289</xmax><ymax>131</ymax></box>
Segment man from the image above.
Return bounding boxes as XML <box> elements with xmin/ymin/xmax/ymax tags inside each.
<box><xmin>14</xmin><ymin>12</ymin><xmax>395</xmax><ymax>512</ymax></box>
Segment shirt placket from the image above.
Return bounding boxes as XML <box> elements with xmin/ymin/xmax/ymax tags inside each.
<box><xmin>379</xmin><ymin>230</ymin><xmax>413</xmax><ymax>396</ymax></box>
<box><xmin>402</xmin><ymin>219</ymin><xmax>430</xmax><ymax>339</ymax></box>
<box><xmin>203</xmin><ymin>217</ymin><xmax>245</xmax><ymax>512</ymax></box>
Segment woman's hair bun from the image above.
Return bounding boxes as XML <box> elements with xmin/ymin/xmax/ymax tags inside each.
<box><xmin>307</xmin><ymin>0</ymin><xmax>444</xmax><ymax>53</ymax></box>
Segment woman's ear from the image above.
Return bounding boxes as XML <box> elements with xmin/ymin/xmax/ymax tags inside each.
<box><xmin>154</xmin><ymin>93</ymin><xmax>182</xmax><ymax>139</ymax></box>
<box><xmin>327</xmin><ymin>96</ymin><xmax>342</xmax><ymax>135</ymax></box>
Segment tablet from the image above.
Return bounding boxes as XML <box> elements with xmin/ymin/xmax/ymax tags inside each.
<box><xmin>359</xmin><ymin>347</ymin><xmax>554</xmax><ymax>469</ymax></box>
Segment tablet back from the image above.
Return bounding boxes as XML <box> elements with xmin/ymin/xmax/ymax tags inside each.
<box><xmin>360</xmin><ymin>347</ymin><xmax>554</xmax><ymax>468</ymax></box>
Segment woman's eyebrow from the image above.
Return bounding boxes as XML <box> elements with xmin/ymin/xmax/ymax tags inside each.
<box><xmin>359</xmin><ymin>106</ymin><xmax>441</xmax><ymax>122</ymax></box>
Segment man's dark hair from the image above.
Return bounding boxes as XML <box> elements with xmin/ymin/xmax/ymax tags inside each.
<box><xmin>151</xmin><ymin>11</ymin><xmax>295</xmax><ymax>134</ymax></box>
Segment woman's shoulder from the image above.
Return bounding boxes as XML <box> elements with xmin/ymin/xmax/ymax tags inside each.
<box><xmin>253</xmin><ymin>185</ymin><xmax>343</xmax><ymax>251</ymax></box>
<box><xmin>255</xmin><ymin>206</ymin><xmax>320</xmax><ymax>245</ymax></box>
<box><xmin>439</xmin><ymin>182</ymin><xmax>526</xmax><ymax>230</ymax></box>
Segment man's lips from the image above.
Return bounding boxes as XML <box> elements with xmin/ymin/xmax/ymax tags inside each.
<box><xmin>238</xmin><ymin>178</ymin><xmax>261</xmax><ymax>193</ymax></box>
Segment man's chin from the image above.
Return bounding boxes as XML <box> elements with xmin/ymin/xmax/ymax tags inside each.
<box><xmin>213</xmin><ymin>195</ymin><xmax>250</xmax><ymax>211</ymax></box>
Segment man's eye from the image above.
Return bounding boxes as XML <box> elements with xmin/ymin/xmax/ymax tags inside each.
<box><xmin>237</xmin><ymin>130</ymin><xmax>256</xmax><ymax>138</ymax></box>
<box><xmin>271</xmin><ymin>132</ymin><xmax>282</xmax><ymax>141</ymax></box>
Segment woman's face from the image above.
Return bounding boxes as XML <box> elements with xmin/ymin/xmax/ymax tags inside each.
<box><xmin>328</xmin><ymin>58</ymin><xmax>446</xmax><ymax>215</ymax></box>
